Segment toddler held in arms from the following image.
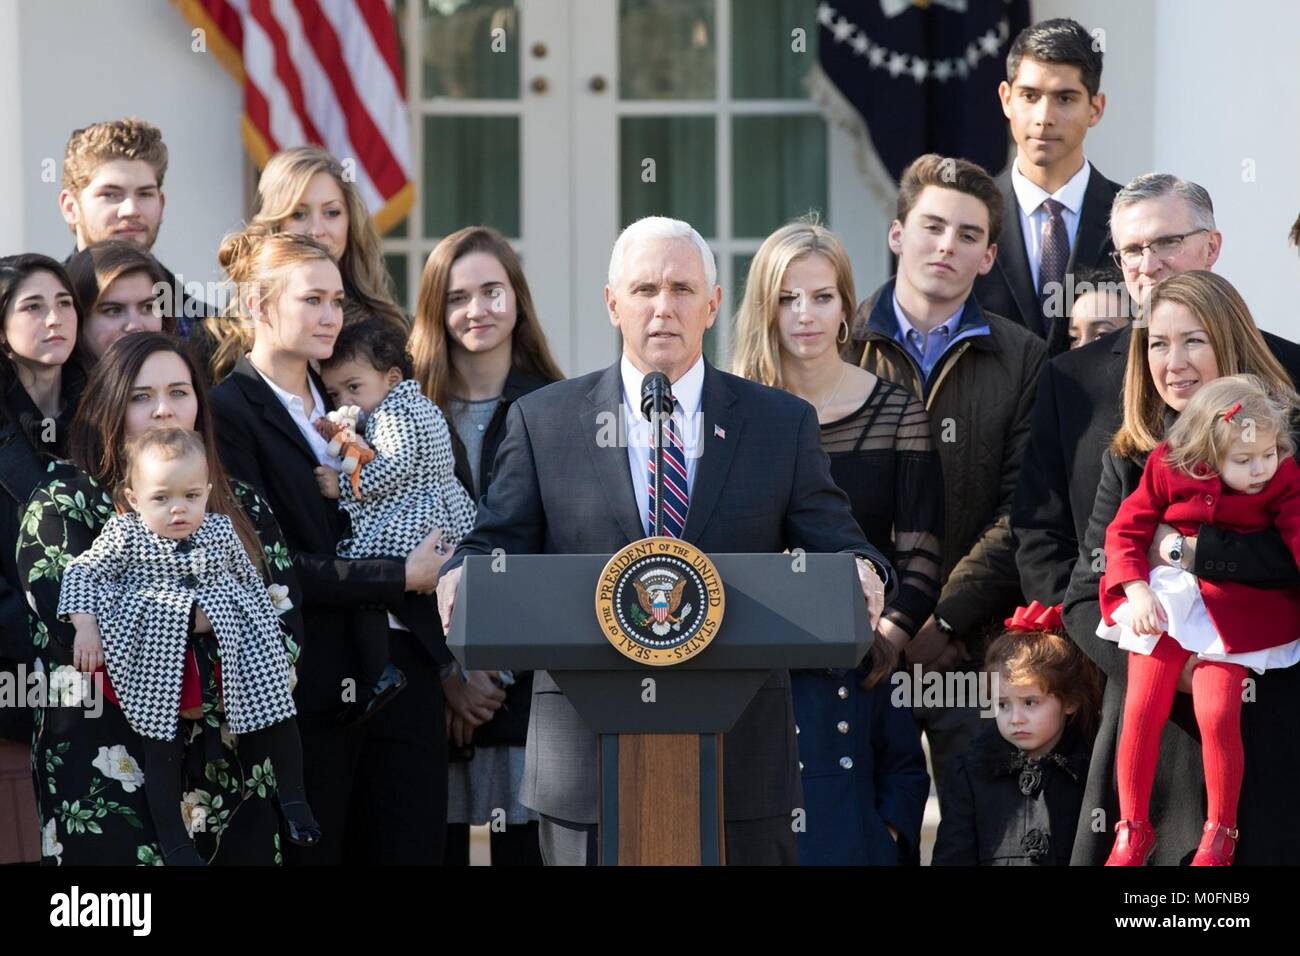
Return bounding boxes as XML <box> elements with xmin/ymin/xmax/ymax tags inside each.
<box><xmin>60</xmin><ymin>427</ymin><xmax>318</xmax><ymax>865</ymax></box>
<box><xmin>316</xmin><ymin>317</ymin><xmax>478</xmax><ymax>723</ymax></box>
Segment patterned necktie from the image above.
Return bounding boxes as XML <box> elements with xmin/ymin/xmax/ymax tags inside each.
<box><xmin>1038</xmin><ymin>197</ymin><xmax>1071</xmax><ymax>297</ymax></box>
<box><xmin>646</xmin><ymin>400</ymin><xmax>689</xmax><ymax>538</ymax></box>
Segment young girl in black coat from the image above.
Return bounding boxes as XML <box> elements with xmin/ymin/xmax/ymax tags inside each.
<box><xmin>933</xmin><ymin>602</ymin><xmax>1102</xmax><ymax>865</ymax></box>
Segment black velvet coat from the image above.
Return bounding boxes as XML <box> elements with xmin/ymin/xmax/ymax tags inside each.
<box><xmin>932</xmin><ymin>721</ymin><xmax>1090</xmax><ymax>866</ymax></box>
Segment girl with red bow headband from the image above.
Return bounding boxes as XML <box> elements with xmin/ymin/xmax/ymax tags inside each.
<box><xmin>1098</xmin><ymin>374</ymin><xmax>1300</xmax><ymax>866</ymax></box>
<box><xmin>932</xmin><ymin>601</ymin><xmax>1101</xmax><ymax>866</ymax></box>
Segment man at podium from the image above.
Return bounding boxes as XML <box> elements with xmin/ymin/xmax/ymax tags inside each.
<box><xmin>437</xmin><ymin>216</ymin><xmax>893</xmax><ymax>865</ymax></box>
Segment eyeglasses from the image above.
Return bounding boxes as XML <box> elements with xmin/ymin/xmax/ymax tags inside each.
<box><xmin>1110</xmin><ymin>229</ymin><xmax>1210</xmax><ymax>269</ymax></box>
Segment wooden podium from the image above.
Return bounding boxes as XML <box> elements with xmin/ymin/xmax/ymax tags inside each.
<box><xmin>447</xmin><ymin>551</ymin><xmax>872</xmax><ymax>865</ymax></box>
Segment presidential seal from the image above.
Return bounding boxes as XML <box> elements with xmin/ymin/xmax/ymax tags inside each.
<box><xmin>595</xmin><ymin>537</ymin><xmax>725</xmax><ymax>666</ymax></box>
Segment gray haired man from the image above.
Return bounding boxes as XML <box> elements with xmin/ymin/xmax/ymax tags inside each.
<box><xmin>436</xmin><ymin>216</ymin><xmax>893</xmax><ymax>865</ymax></box>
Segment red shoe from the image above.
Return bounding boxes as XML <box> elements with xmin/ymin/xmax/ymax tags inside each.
<box><xmin>1105</xmin><ymin>819</ymin><xmax>1156</xmax><ymax>866</ymax></box>
<box><xmin>1190</xmin><ymin>822</ymin><xmax>1238</xmax><ymax>866</ymax></box>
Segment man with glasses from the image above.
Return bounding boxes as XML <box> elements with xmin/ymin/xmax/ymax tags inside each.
<box><xmin>1012</xmin><ymin>172</ymin><xmax>1300</xmax><ymax>605</ymax></box>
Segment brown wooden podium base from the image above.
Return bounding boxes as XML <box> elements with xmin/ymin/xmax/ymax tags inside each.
<box><xmin>598</xmin><ymin>733</ymin><xmax>724</xmax><ymax>865</ymax></box>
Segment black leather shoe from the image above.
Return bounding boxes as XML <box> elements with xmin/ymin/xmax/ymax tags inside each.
<box><xmin>337</xmin><ymin>664</ymin><xmax>408</xmax><ymax>727</ymax></box>
<box><xmin>278</xmin><ymin>799</ymin><xmax>322</xmax><ymax>847</ymax></box>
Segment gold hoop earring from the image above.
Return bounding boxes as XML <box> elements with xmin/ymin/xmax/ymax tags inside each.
<box><xmin>837</xmin><ymin>319</ymin><xmax>850</xmax><ymax>345</ymax></box>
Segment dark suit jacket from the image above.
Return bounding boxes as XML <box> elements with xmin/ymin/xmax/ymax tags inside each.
<box><xmin>974</xmin><ymin>162</ymin><xmax>1121</xmax><ymax>351</ymax></box>
<box><xmin>1012</xmin><ymin>323</ymin><xmax>1300</xmax><ymax>606</ymax></box>
<box><xmin>441</xmin><ymin>359</ymin><xmax>893</xmax><ymax>824</ymax></box>
<box><xmin>210</xmin><ymin>356</ymin><xmax>441</xmax><ymax>716</ymax></box>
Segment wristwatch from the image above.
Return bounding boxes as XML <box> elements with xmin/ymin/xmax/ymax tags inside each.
<box><xmin>934</xmin><ymin>616</ymin><xmax>955</xmax><ymax>636</ymax></box>
<box><xmin>1169</xmin><ymin>533</ymin><xmax>1186</xmax><ymax>569</ymax></box>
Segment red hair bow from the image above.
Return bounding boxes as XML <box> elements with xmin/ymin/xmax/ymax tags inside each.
<box><xmin>1223</xmin><ymin>402</ymin><xmax>1243</xmax><ymax>423</ymax></box>
<box><xmin>1004</xmin><ymin>600</ymin><xmax>1064</xmax><ymax>633</ymax></box>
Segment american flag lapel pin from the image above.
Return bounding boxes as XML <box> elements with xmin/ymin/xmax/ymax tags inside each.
<box><xmin>714</xmin><ymin>424</ymin><xmax>726</xmax><ymax>440</ymax></box>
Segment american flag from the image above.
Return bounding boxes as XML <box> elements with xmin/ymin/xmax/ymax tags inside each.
<box><xmin>174</xmin><ymin>0</ymin><xmax>413</xmax><ymax>233</ymax></box>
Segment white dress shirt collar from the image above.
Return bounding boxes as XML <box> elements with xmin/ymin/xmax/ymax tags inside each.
<box><xmin>1011</xmin><ymin>156</ymin><xmax>1092</xmax><ymax>219</ymax></box>
<box><xmin>248</xmin><ymin>357</ymin><xmax>336</xmax><ymax>468</ymax></box>
<box><xmin>619</xmin><ymin>353</ymin><xmax>705</xmax><ymax>421</ymax></box>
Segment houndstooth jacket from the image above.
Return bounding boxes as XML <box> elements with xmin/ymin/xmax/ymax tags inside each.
<box><xmin>337</xmin><ymin>378</ymin><xmax>477</xmax><ymax>559</ymax></box>
<box><xmin>57</xmin><ymin>511</ymin><xmax>296</xmax><ymax>741</ymax></box>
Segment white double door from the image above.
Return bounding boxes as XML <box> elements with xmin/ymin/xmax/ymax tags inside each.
<box><xmin>418</xmin><ymin>0</ymin><xmax>887</xmax><ymax>377</ymax></box>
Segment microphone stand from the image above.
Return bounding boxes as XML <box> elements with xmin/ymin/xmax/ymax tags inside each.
<box><xmin>642</xmin><ymin>373</ymin><xmax>670</xmax><ymax>537</ymax></box>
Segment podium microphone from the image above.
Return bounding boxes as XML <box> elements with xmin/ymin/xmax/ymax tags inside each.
<box><xmin>641</xmin><ymin>372</ymin><xmax>672</xmax><ymax>537</ymax></box>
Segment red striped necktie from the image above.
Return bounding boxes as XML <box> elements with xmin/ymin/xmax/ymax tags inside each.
<box><xmin>646</xmin><ymin>401</ymin><xmax>689</xmax><ymax>538</ymax></box>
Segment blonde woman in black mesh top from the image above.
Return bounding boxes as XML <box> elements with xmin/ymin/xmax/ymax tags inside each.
<box><xmin>733</xmin><ymin>220</ymin><xmax>942</xmax><ymax>865</ymax></box>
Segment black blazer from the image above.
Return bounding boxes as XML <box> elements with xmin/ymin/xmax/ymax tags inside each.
<box><xmin>441</xmin><ymin>359</ymin><xmax>893</xmax><ymax>824</ymax></box>
<box><xmin>974</xmin><ymin>162</ymin><xmax>1121</xmax><ymax>349</ymax></box>
<box><xmin>1012</xmin><ymin>323</ymin><xmax>1300</xmax><ymax>606</ymax></box>
<box><xmin>210</xmin><ymin>356</ymin><xmax>441</xmax><ymax>715</ymax></box>
<box><xmin>0</xmin><ymin>367</ymin><xmax>83</xmax><ymax>742</ymax></box>
<box><xmin>932</xmin><ymin>722</ymin><xmax>1090</xmax><ymax>866</ymax></box>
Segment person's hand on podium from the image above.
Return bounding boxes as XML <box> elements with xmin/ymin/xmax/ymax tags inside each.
<box><xmin>406</xmin><ymin>527</ymin><xmax>449</xmax><ymax>595</ymax></box>
<box><xmin>436</xmin><ymin>565</ymin><xmax>462</xmax><ymax>636</ymax></box>
<box><xmin>855</xmin><ymin>557</ymin><xmax>885</xmax><ymax>632</ymax></box>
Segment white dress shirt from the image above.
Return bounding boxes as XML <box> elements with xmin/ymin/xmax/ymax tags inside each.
<box><xmin>620</xmin><ymin>354</ymin><xmax>705</xmax><ymax>537</ymax></box>
<box><xmin>1011</xmin><ymin>157</ymin><xmax>1092</xmax><ymax>293</ymax></box>
<box><xmin>249</xmin><ymin>359</ymin><xmax>338</xmax><ymax>468</ymax></box>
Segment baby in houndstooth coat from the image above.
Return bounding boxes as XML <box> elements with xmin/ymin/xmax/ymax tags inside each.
<box><xmin>58</xmin><ymin>427</ymin><xmax>320</xmax><ymax>865</ymax></box>
<box><xmin>318</xmin><ymin>318</ymin><xmax>477</xmax><ymax>720</ymax></box>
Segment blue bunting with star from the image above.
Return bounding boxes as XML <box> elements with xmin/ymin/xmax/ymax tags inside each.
<box><xmin>816</xmin><ymin>0</ymin><xmax>1031</xmax><ymax>183</ymax></box>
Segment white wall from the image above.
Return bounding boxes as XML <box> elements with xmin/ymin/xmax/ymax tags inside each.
<box><xmin>1033</xmin><ymin>0</ymin><xmax>1156</xmax><ymax>184</ymax></box>
<box><xmin>1037</xmin><ymin>0</ymin><xmax>1298</xmax><ymax>340</ymax></box>
<box><xmin>10</xmin><ymin>0</ymin><xmax>243</xmax><ymax>288</ymax></box>
<box><xmin>1151</xmin><ymin>0</ymin><xmax>1300</xmax><ymax>340</ymax></box>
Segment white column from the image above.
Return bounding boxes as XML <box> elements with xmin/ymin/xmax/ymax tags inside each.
<box><xmin>0</xmin><ymin>0</ymin><xmax>25</xmax><ymax>251</ymax></box>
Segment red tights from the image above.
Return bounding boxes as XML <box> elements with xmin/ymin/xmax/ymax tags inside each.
<box><xmin>1117</xmin><ymin>635</ymin><xmax>1247</xmax><ymax>827</ymax></box>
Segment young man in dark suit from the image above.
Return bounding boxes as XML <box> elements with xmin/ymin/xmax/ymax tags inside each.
<box><xmin>437</xmin><ymin>216</ymin><xmax>893</xmax><ymax>866</ymax></box>
<box><xmin>975</xmin><ymin>18</ymin><xmax>1121</xmax><ymax>355</ymax></box>
<box><xmin>1013</xmin><ymin>173</ymin><xmax>1300</xmax><ymax>608</ymax></box>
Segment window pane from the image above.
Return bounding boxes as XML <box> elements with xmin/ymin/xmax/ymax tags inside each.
<box><xmin>423</xmin><ymin>116</ymin><xmax>520</xmax><ymax>238</ymax></box>
<box><xmin>421</xmin><ymin>0</ymin><xmax>519</xmax><ymax>100</ymax></box>
<box><xmin>619</xmin><ymin>0</ymin><xmax>716</xmax><ymax>100</ymax></box>
<box><xmin>621</xmin><ymin>117</ymin><xmax>716</xmax><ymax>235</ymax></box>
<box><xmin>732</xmin><ymin>114</ymin><xmax>826</xmax><ymax>238</ymax></box>
<box><xmin>384</xmin><ymin>253</ymin><xmax>409</xmax><ymax>313</ymax></box>
<box><xmin>732</xmin><ymin>0</ymin><xmax>819</xmax><ymax>99</ymax></box>
<box><xmin>733</xmin><ymin>253</ymin><xmax>755</xmax><ymax>311</ymax></box>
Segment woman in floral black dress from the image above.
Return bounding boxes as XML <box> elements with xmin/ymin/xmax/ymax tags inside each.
<box><xmin>17</xmin><ymin>332</ymin><xmax>302</xmax><ymax>864</ymax></box>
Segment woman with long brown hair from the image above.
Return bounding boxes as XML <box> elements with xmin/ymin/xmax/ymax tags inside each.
<box><xmin>1063</xmin><ymin>270</ymin><xmax>1300</xmax><ymax>865</ymax></box>
<box><xmin>16</xmin><ymin>332</ymin><xmax>302</xmax><ymax>864</ymax></box>
<box><xmin>66</xmin><ymin>240</ymin><xmax>176</xmax><ymax>364</ymax></box>
<box><xmin>251</xmin><ymin>146</ymin><xmax>403</xmax><ymax>327</ymax></box>
<box><xmin>410</xmin><ymin>225</ymin><xmax>562</xmax><ymax>866</ymax></box>
<box><xmin>207</xmin><ymin>146</ymin><xmax>406</xmax><ymax>381</ymax></box>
